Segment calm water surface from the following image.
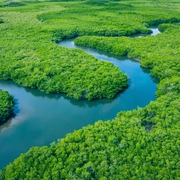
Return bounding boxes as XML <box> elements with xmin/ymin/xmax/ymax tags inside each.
<box><xmin>0</xmin><ymin>28</ymin><xmax>160</xmax><ymax>169</ymax></box>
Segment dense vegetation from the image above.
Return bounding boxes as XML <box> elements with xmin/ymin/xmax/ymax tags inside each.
<box><xmin>0</xmin><ymin>90</ymin><xmax>14</xmax><ymax>123</ymax></box>
<box><xmin>0</xmin><ymin>0</ymin><xmax>180</xmax><ymax>179</ymax></box>
<box><xmin>75</xmin><ymin>23</ymin><xmax>180</xmax><ymax>80</ymax></box>
<box><xmin>0</xmin><ymin>0</ymin><xmax>129</xmax><ymax>100</ymax></box>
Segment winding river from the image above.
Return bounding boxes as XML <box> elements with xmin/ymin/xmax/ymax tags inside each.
<box><xmin>0</xmin><ymin>28</ymin><xmax>160</xmax><ymax>169</ymax></box>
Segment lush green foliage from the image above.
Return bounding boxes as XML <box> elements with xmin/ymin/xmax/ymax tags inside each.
<box><xmin>1</xmin><ymin>0</ymin><xmax>180</xmax><ymax>179</ymax></box>
<box><xmin>0</xmin><ymin>1</ymin><xmax>129</xmax><ymax>100</ymax></box>
<box><xmin>75</xmin><ymin>23</ymin><xmax>180</xmax><ymax>80</ymax></box>
<box><xmin>0</xmin><ymin>90</ymin><xmax>14</xmax><ymax>122</ymax></box>
<box><xmin>0</xmin><ymin>2</ymin><xmax>25</xmax><ymax>7</ymax></box>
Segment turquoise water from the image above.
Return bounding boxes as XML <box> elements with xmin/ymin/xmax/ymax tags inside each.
<box><xmin>0</xmin><ymin>29</ymin><xmax>159</xmax><ymax>169</ymax></box>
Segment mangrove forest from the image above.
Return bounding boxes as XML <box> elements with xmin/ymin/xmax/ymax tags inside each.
<box><xmin>0</xmin><ymin>0</ymin><xmax>180</xmax><ymax>179</ymax></box>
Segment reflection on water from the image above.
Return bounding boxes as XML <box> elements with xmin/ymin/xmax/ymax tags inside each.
<box><xmin>0</xmin><ymin>119</ymin><xmax>12</xmax><ymax>132</ymax></box>
<box><xmin>0</xmin><ymin>30</ymin><xmax>158</xmax><ymax>169</ymax></box>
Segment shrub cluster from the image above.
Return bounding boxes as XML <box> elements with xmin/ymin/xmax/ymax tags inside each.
<box><xmin>0</xmin><ymin>90</ymin><xmax>14</xmax><ymax>122</ymax></box>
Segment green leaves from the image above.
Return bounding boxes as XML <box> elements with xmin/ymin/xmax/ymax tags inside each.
<box><xmin>0</xmin><ymin>90</ymin><xmax>14</xmax><ymax>122</ymax></box>
<box><xmin>1</xmin><ymin>0</ymin><xmax>180</xmax><ymax>179</ymax></box>
<box><xmin>0</xmin><ymin>4</ymin><xmax>129</xmax><ymax>100</ymax></box>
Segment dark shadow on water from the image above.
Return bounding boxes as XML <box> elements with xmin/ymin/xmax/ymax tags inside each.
<box><xmin>0</xmin><ymin>112</ymin><xmax>16</xmax><ymax>132</ymax></box>
<box><xmin>0</xmin><ymin>119</ymin><xmax>12</xmax><ymax>132</ymax></box>
<box><xmin>14</xmin><ymin>98</ymin><xmax>20</xmax><ymax>115</ymax></box>
<box><xmin>0</xmin><ymin>98</ymin><xmax>19</xmax><ymax>131</ymax></box>
<box><xmin>24</xmin><ymin>86</ymin><xmax>118</xmax><ymax>107</ymax></box>
<box><xmin>24</xmin><ymin>86</ymin><xmax>63</xmax><ymax>100</ymax></box>
<box><xmin>141</xmin><ymin>67</ymin><xmax>151</xmax><ymax>74</ymax></box>
<box><xmin>141</xmin><ymin>67</ymin><xmax>159</xmax><ymax>84</ymax></box>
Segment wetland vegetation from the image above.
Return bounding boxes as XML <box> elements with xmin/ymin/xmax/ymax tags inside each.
<box><xmin>0</xmin><ymin>0</ymin><xmax>180</xmax><ymax>179</ymax></box>
<box><xmin>0</xmin><ymin>90</ymin><xmax>14</xmax><ymax>123</ymax></box>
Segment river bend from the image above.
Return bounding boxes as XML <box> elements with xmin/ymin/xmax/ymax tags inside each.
<box><xmin>0</xmin><ymin>28</ymin><xmax>160</xmax><ymax>169</ymax></box>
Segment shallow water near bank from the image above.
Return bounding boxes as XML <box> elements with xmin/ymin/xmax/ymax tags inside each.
<box><xmin>0</xmin><ymin>29</ymin><xmax>159</xmax><ymax>169</ymax></box>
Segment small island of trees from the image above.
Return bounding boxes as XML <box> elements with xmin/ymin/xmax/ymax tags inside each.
<box><xmin>0</xmin><ymin>90</ymin><xmax>14</xmax><ymax>123</ymax></box>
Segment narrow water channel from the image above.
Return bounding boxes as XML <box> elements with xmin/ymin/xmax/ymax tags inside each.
<box><xmin>0</xmin><ymin>28</ymin><xmax>160</xmax><ymax>169</ymax></box>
